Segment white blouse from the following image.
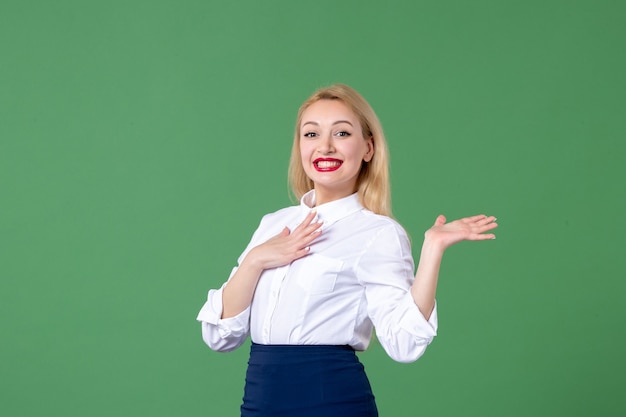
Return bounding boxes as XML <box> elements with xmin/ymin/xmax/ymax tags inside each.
<box><xmin>196</xmin><ymin>190</ymin><xmax>438</xmax><ymax>363</ymax></box>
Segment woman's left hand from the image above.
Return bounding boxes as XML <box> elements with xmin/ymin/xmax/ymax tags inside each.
<box><xmin>425</xmin><ymin>214</ymin><xmax>498</xmax><ymax>251</ymax></box>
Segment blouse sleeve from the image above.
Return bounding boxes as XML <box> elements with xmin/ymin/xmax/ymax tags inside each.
<box><xmin>356</xmin><ymin>223</ymin><xmax>438</xmax><ymax>363</ymax></box>
<box><xmin>195</xmin><ymin>217</ymin><xmax>268</xmax><ymax>352</ymax></box>
<box><xmin>196</xmin><ymin>267</ymin><xmax>251</xmax><ymax>352</ymax></box>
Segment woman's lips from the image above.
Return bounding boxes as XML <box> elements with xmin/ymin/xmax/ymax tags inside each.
<box><xmin>314</xmin><ymin>158</ymin><xmax>343</xmax><ymax>172</ymax></box>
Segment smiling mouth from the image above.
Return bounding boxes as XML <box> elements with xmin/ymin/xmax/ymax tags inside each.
<box><xmin>314</xmin><ymin>158</ymin><xmax>343</xmax><ymax>172</ymax></box>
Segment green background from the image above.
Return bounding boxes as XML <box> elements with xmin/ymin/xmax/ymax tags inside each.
<box><xmin>2</xmin><ymin>1</ymin><xmax>624</xmax><ymax>416</ymax></box>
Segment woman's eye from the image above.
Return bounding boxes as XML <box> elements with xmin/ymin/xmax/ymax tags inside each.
<box><xmin>303</xmin><ymin>132</ymin><xmax>318</xmax><ymax>138</ymax></box>
<box><xmin>336</xmin><ymin>131</ymin><xmax>351</xmax><ymax>137</ymax></box>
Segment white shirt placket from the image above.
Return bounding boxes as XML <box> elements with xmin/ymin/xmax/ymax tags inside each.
<box><xmin>260</xmin><ymin>264</ymin><xmax>289</xmax><ymax>344</ymax></box>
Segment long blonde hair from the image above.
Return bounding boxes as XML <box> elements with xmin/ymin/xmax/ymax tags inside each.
<box><xmin>288</xmin><ymin>84</ymin><xmax>392</xmax><ymax>217</ymax></box>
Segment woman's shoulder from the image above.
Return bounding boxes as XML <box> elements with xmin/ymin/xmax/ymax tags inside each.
<box><xmin>257</xmin><ymin>203</ymin><xmax>300</xmax><ymax>225</ymax></box>
<box><xmin>239</xmin><ymin>204</ymin><xmax>301</xmax><ymax>256</ymax></box>
<box><xmin>357</xmin><ymin>209</ymin><xmax>410</xmax><ymax>238</ymax></box>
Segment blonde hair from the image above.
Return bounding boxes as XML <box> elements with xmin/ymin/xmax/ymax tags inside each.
<box><xmin>288</xmin><ymin>84</ymin><xmax>392</xmax><ymax>217</ymax></box>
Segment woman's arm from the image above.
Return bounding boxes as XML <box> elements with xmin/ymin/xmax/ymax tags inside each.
<box><xmin>221</xmin><ymin>210</ymin><xmax>323</xmax><ymax>318</ymax></box>
<box><xmin>411</xmin><ymin>214</ymin><xmax>497</xmax><ymax>320</ymax></box>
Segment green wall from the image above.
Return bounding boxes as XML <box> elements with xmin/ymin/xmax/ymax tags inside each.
<box><xmin>2</xmin><ymin>1</ymin><xmax>624</xmax><ymax>416</ymax></box>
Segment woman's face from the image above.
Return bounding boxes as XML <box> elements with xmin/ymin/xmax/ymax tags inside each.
<box><xmin>299</xmin><ymin>99</ymin><xmax>374</xmax><ymax>205</ymax></box>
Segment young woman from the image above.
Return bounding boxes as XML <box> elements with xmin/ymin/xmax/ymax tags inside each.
<box><xmin>197</xmin><ymin>84</ymin><xmax>497</xmax><ymax>416</ymax></box>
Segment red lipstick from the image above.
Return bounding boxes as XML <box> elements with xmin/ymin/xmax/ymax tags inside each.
<box><xmin>313</xmin><ymin>158</ymin><xmax>343</xmax><ymax>172</ymax></box>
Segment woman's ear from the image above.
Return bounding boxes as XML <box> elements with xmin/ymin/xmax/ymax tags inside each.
<box><xmin>363</xmin><ymin>136</ymin><xmax>374</xmax><ymax>162</ymax></box>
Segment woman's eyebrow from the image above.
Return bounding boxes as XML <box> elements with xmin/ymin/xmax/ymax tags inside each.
<box><xmin>302</xmin><ymin>120</ymin><xmax>354</xmax><ymax>127</ymax></box>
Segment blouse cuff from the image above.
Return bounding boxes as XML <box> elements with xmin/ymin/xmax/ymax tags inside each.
<box><xmin>398</xmin><ymin>299</ymin><xmax>438</xmax><ymax>340</ymax></box>
<box><xmin>196</xmin><ymin>288</ymin><xmax>250</xmax><ymax>339</ymax></box>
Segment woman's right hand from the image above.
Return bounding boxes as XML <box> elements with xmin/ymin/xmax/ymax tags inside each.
<box><xmin>221</xmin><ymin>210</ymin><xmax>323</xmax><ymax>319</ymax></box>
<box><xmin>246</xmin><ymin>210</ymin><xmax>323</xmax><ymax>270</ymax></box>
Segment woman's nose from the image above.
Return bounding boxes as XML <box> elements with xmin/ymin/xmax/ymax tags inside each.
<box><xmin>318</xmin><ymin>134</ymin><xmax>335</xmax><ymax>154</ymax></box>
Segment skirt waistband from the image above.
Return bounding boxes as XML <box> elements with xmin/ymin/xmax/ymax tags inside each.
<box><xmin>250</xmin><ymin>342</ymin><xmax>353</xmax><ymax>351</ymax></box>
<box><xmin>249</xmin><ymin>342</ymin><xmax>355</xmax><ymax>364</ymax></box>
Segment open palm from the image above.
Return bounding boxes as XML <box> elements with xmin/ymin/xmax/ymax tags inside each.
<box><xmin>425</xmin><ymin>214</ymin><xmax>498</xmax><ymax>250</ymax></box>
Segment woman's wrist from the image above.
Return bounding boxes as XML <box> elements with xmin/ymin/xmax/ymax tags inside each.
<box><xmin>240</xmin><ymin>253</ymin><xmax>266</xmax><ymax>277</ymax></box>
<box><xmin>420</xmin><ymin>234</ymin><xmax>446</xmax><ymax>259</ymax></box>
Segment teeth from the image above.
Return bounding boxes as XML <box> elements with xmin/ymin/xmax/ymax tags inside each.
<box><xmin>316</xmin><ymin>160</ymin><xmax>341</xmax><ymax>168</ymax></box>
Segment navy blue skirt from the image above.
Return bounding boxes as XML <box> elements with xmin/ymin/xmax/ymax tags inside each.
<box><xmin>241</xmin><ymin>343</ymin><xmax>378</xmax><ymax>417</ymax></box>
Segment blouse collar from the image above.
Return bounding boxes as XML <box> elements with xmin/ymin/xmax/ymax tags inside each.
<box><xmin>300</xmin><ymin>190</ymin><xmax>363</xmax><ymax>227</ymax></box>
